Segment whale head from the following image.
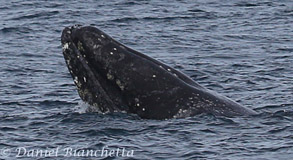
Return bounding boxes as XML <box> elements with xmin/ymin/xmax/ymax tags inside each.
<box><xmin>61</xmin><ymin>25</ymin><xmax>192</xmax><ymax>118</ymax></box>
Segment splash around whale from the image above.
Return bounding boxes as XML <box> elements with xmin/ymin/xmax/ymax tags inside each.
<box><xmin>61</xmin><ymin>25</ymin><xmax>257</xmax><ymax>119</ymax></box>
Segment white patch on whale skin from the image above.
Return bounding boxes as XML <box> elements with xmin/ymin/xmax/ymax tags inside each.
<box><xmin>74</xmin><ymin>76</ymin><xmax>78</xmax><ymax>84</ymax></box>
<box><xmin>71</xmin><ymin>24</ymin><xmax>82</xmax><ymax>30</ymax></box>
<box><xmin>116</xmin><ymin>79</ymin><xmax>125</xmax><ymax>90</ymax></box>
<box><xmin>167</xmin><ymin>68</ymin><xmax>171</xmax><ymax>71</ymax></box>
<box><xmin>173</xmin><ymin>108</ymin><xmax>193</xmax><ymax>119</ymax></box>
<box><xmin>62</xmin><ymin>43</ymin><xmax>69</xmax><ymax>51</ymax></box>
<box><xmin>110</xmin><ymin>52</ymin><xmax>113</xmax><ymax>55</ymax></box>
<box><xmin>152</xmin><ymin>74</ymin><xmax>156</xmax><ymax>78</ymax></box>
<box><xmin>68</xmin><ymin>64</ymin><xmax>72</xmax><ymax>69</ymax></box>
<box><xmin>107</xmin><ymin>73</ymin><xmax>114</xmax><ymax>80</ymax></box>
<box><xmin>66</xmin><ymin>59</ymin><xmax>70</xmax><ymax>65</ymax></box>
<box><xmin>83</xmin><ymin>77</ymin><xmax>86</xmax><ymax>82</ymax></box>
<box><xmin>93</xmin><ymin>44</ymin><xmax>100</xmax><ymax>49</ymax></box>
<box><xmin>113</xmin><ymin>48</ymin><xmax>117</xmax><ymax>51</ymax></box>
<box><xmin>77</xmin><ymin>41</ymin><xmax>84</xmax><ymax>52</ymax></box>
<box><xmin>101</xmin><ymin>34</ymin><xmax>105</xmax><ymax>38</ymax></box>
<box><xmin>142</xmin><ymin>108</ymin><xmax>145</xmax><ymax>111</ymax></box>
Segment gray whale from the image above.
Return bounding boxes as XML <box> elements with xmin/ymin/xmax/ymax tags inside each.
<box><xmin>61</xmin><ymin>25</ymin><xmax>257</xmax><ymax>119</ymax></box>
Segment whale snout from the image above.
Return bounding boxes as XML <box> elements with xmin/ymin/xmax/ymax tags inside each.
<box><xmin>61</xmin><ymin>25</ymin><xmax>82</xmax><ymax>44</ymax></box>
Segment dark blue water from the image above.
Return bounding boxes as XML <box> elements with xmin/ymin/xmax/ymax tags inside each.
<box><xmin>0</xmin><ymin>0</ymin><xmax>292</xmax><ymax>159</ymax></box>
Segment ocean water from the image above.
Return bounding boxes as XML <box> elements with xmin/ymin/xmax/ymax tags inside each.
<box><xmin>0</xmin><ymin>0</ymin><xmax>292</xmax><ymax>159</ymax></box>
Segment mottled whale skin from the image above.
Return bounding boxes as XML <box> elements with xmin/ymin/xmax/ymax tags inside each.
<box><xmin>61</xmin><ymin>25</ymin><xmax>257</xmax><ymax>119</ymax></box>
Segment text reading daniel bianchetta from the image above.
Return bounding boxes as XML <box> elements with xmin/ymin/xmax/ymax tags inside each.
<box><xmin>0</xmin><ymin>146</ymin><xmax>134</xmax><ymax>158</ymax></box>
